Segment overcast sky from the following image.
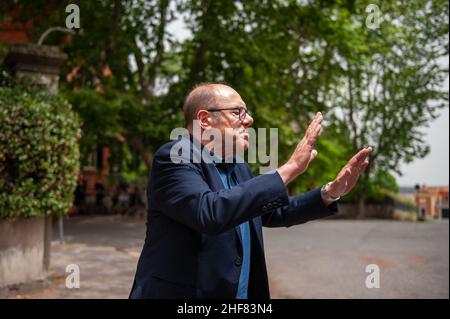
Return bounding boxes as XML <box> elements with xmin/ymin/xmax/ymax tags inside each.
<box><xmin>396</xmin><ymin>103</ymin><xmax>449</xmax><ymax>187</ymax></box>
<box><xmin>394</xmin><ymin>53</ymin><xmax>449</xmax><ymax>187</ymax></box>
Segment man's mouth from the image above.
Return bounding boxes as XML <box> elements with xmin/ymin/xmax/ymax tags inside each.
<box><xmin>239</xmin><ymin>131</ymin><xmax>249</xmax><ymax>140</ymax></box>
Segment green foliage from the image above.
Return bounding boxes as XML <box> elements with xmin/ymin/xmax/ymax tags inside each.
<box><xmin>0</xmin><ymin>87</ymin><xmax>81</xmax><ymax>218</ymax></box>
<box><xmin>6</xmin><ymin>0</ymin><xmax>448</xmax><ymax>201</ymax></box>
<box><xmin>0</xmin><ymin>43</ymin><xmax>10</xmax><ymax>64</ymax></box>
<box><xmin>61</xmin><ymin>87</ymin><xmax>182</xmax><ymax>174</ymax></box>
<box><xmin>61</xmin><ymin>88</ymin><xmax>123</xmax><ymax>162</ymax></box>
<box><xmin>323</xmin><ymin>0</ymin><xmax>449</xmax><ymax>177</ymax></box>
<box><xmin>343</xmin><ymin>169</ymin><xmax>400</xmax><ymax>203</ymax></box>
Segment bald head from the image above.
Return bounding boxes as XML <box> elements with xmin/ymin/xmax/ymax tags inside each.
<box><xmin>182</xmin><ymin>83</ymin><xmax>240</xmax><ymax>128</ymax></box>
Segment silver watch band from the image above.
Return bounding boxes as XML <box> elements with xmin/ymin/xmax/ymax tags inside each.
<box><xmin>321</xmin><ymin>182</ymin><xmax>340</xmax><ymax>201</ymax></box>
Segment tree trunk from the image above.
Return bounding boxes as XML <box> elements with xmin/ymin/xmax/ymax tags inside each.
<box><xmin>125</xmin><ymin>134</ymin><xmax>154</xmax><ymax>174</ymax></box>
<box><xmin>356</xmin><ymin>167</ymin><xmax>370</xmax><ymax>219</ymax></box>
<box><xmin>356</xmin><ymin>195</ymin><xmax>366</xmax><ymax>219</ymax></box>
<box><xmin>142</xmin><ymin>150</ymin><xmax>153</xmax><ymax>174</ymax></box>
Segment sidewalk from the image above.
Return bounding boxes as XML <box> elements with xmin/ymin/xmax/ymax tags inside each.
<box><xmin>5</xmin><ymin>216</ymin><xmax>449</xmax><ymax>299</ymax></box>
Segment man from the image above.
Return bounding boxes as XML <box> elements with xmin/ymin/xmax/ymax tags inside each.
<box><xmin>129</xmin><ymin>83</ymin><xmax>372</xmax><ymax>299</ymax></box>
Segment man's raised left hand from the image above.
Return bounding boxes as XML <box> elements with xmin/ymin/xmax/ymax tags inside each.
<box><xmin>326</xmin><ymin>147</ymin><xmax>373</xmax><ymax>199</ymax></box>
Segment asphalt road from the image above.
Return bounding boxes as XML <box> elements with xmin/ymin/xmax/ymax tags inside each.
<box><xmin>263</xmin><ymin>219</ymin><xmax>449</xmax><ymax>298</ymax></box>
<box><xmin>6</xmin><ymin>216</ymin><xmax>448</xmax><ymax>299</ymax></box>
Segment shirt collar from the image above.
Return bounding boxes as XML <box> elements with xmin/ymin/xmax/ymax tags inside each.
<box><xmin>189</xmin><ymin>134</ymin><xmax>238</xmax><ymax>173</ymax></box>
<box><xmin>212</xmin><ymin>154</ymin><xmax>237</xmax><ymax>174</ymax></box>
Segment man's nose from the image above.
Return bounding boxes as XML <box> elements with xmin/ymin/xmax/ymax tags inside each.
<box><xmin>242</xmin><ymin>113</ymin><xmax>254</xmax><ymax>127</ymax></box>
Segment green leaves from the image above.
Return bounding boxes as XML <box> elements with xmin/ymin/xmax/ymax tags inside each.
<box><xmin>0</xmin><ymin>87</ymin><xmax>81</xmax><ymax>218</ymax></box>
<box><xmin>6</xmin><ymin>0</ymin><xmax>447</xmax><ymax>200</ymax></box>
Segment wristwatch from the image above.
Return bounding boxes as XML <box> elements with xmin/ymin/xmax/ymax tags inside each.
<box><xmin>321</xmin><ymin>182</ymin><xmax>340</xmax><ymax>202</ymax></box>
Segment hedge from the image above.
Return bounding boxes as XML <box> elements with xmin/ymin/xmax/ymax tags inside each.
<box><xmin>0</xmin><ymin>87</ymin><xmax>81</xmax><ymax>218</ymax></box>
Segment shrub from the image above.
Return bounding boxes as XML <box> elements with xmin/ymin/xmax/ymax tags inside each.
<box><xmin>0</xmin><ymin>87</ymin><xmax>81</xmax><ymax>218</ymax></box>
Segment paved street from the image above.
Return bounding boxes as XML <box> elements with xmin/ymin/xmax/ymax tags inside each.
<box><xmin>264</xmin><ymin>219</ymin><xmax>449</xmax><ymax>298</ymax></box>
<box><xmin>6</xmin><ymin>216</ymin><xmax>449</xmax><ymax>299</ymax></box>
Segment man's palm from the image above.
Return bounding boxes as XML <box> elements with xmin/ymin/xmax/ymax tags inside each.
<box><xmin>328</xmin><ymin>147</ymin><xmax>372</xmax><ymax>198</ymax></box>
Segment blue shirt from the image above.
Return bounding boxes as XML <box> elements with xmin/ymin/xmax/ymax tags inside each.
<box><xmin>214</xmin><ymin>162</ymin><xmax>251</xmax><ymax>299</ymax></box>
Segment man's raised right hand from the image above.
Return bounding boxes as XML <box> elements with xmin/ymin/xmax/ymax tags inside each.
<box><xmin>277</xmin><ymin>112</ymin><xmax>323</xmax><ymax>185</ymax></box>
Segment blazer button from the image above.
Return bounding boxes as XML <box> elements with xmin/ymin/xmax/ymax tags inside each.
<box><xmin>234</xmin><ymin>257</ymin><xmax>242</xmax><ymax>267</ymax></box>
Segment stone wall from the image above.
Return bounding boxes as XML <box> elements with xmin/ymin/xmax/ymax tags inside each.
<box><xmin>0</xmin><ymin>43</ymin><xmax>66</xmax><ymax>294</ymax></box>
<box><xmin>331</xmin><ymin>203</ymin><xmax>395</xmax><ymax>219</ymax></box>
<box><xmin>0</xmin><ymin>217</ymin><xmax>46</xmax><ymax>290</ymax></box>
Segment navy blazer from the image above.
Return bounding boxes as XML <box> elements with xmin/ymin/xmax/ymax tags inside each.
<box><xmin>129</xmin><ymin>136</ymin><xmax>338</xmax><ymax>299</ymax></box>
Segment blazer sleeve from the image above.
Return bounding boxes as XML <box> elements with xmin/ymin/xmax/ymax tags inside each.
<box><xmin>261</xmin><ymin>188</ymin><xmax>339</xmax><ymax>228</ymax></box>
<box><xmin>150</xmin><ymin>145</ymin><xmax>290</xmax><ymax>235</ymax></box>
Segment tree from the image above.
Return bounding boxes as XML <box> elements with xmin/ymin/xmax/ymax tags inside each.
<box><xmin>4</xmin><ymin>0</ymin><xmax>448</xmax><ymax>205</ymax></box>
<box><xmin>309</xmin><ymin>0</ymin><xmax>449</xmax><ymax>216</ymax></box>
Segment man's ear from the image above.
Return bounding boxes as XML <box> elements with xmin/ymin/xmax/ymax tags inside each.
<box><xmin>197</xmin><ymin>109</ymin><xmax>213</xmax><ymax>130</ymax></box>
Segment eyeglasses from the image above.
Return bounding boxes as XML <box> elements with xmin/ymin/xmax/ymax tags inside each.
<box><xmin>207</xmin><ymin>107</ymin><xmax>252</xmax><ymax>122</ymax></box>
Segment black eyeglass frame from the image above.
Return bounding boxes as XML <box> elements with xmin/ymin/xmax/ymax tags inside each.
<box><xmin>207</xmin><ymin>107</ymin><xmax>252</xmax><ymax>122</ymax></box>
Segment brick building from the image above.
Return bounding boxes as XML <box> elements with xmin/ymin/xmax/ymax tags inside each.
<box><xmin>414</xmin><ymin>186</ymin><xmax>449</xmax><ymax>220</ymax></box>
